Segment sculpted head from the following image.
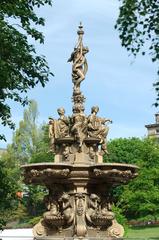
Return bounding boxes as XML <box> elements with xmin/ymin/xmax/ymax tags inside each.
<box><xmin>57</xmin><ymin>107</ymin><xmax>65</xmax><ymax>116</ymax></box>
<box><xmin>83</xmin><ymin>46</ymin><xmax>89</xmax><ymax>54</ymax></box>
<box><xmin>61</xmin><ymin>193</ymin><xmax>69</xmax><ymax>202</ymax></box>
<box><xmin>91</xmin><ymin>106</ymin><xmax>99</xmax><ymax>114</ymax></box>
<box><xmin>90</xmin><ymin>194</ymin><xmax>100</xmax><ymax>203</ymax></box>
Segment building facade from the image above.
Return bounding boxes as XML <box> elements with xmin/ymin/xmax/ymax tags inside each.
<box><xmin>145</xmin><ymin>113</ymin><xmax>159</xmax><ymax>138</ymax></box>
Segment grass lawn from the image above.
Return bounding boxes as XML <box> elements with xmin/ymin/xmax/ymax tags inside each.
<box><xmin>125</xmin><ymin>226</ymin><xmax>159</xmax><ymax>239</ymax></box>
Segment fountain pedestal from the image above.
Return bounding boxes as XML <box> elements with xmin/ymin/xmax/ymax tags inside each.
<box><xmin>22</xmin><ymin>162</ymin><xmax>138</xmax><ymax>239</ymax></box>
<box><xmin>22</xmin><ymin>24</ymin><xmax>138</xmax><ymax>239</ymax></box>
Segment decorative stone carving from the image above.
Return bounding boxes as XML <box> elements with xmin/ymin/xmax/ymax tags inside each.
<box><xmin>33</xmin><ymin>220</ymin><xmax>46</xmax><ymax>237</ymax></box>
<box><xmin>47</xmin><ymin>26</ymin><xmax>114</xmax><ymax>161</ymax></box>
<box><xmin>48</xmin><ymin>117</ymin><xmax>55</xmax><ymax>152</ymax></box>
<box><xmin>86</xmin><ymin>193</ymin><xmax>115</xmax><ymax>229</ymax></box>
<box><xmin>89</xmin><ymin>146</ymin><xmax>96</xmax><ymax>159</ymax></box>
<box><xmin>48</xmin><ymin>108</ymin><xmax>70</xmax><ymax>154</ymax></box>
<box><xmin>56</xmin><ymin>108</ymin><xmax>70</xmax><ymax>138</ymax></box>
<box><xmin>71</xmin><ymin>106</ymin><xmax>87</xmax><ymax>151</ymax></box>
<box><xmin>93</xmin><ymin>168</ymin><xmax>138</xmax><ymax>182</ymax></box>
<box><xmin>49</xmin><ymin>108</ymin><xmax>70</xmax><ymax>151</ymax></box>
<box><xmin>68</xmin><ymin>23</ymin><xmax>89</xmax><ymax>94</ymax></box>
<box><xmin>107</xmin><ymin>219</ymin><xmax>124</xmax><ymax>238</ymax></box>
<box><xmin>23</xmin><ymin>168</ymin><xmax>70</xmax><ymax>184</ymax></box>
<box><xmin>88</xmin><ymin>106</ymin><xmax>112</xmax><ymax>154</ymax></box>
<box><xmin>22</xmin><ymin>24</ymin><xmax>139</xmax><ymax>239</ymax></box>
<box><xmin>86</xmin><ymin>193</ymin><xmax>100</xmax><ymax>225</ymax></box>
<box><xmin>62</xmin><ymin>144</ymin><xmax>70</xmax><ymax>160</ymax></box>
<box><xmin>75</xmin><ymin>193</ymin><xmax>87</xmax><ymax>237</ymax></box>
<box><xmin>43</xmin><ymin>200</ymin><xmax>64</xmax><ymax>227</ymax></box>
<box><xmin>59</xmin><ymin>193</ymin><xmax>74</xmax><ymax>226</ymax></box>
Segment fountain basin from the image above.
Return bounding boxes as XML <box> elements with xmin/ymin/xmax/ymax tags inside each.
<box><xmin>22</xmin><ymin>162</ymin><xmax>138</xmax><ymax>186</ymax></box>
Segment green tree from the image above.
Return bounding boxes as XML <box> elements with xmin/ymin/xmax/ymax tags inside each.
<box><xmin>105</xmin><ymin>137</ymin><xmax>159</xmax><ymax>221</ymax></box>
<box><xmin>12</xmin><ymin>100</ymin><xmax>40</xmax><ymax>164</ymax></box>
<box><xmin>12</xmin><ymin>100</ymin><xmax>53</xmax><ymax>220</ymax></box>
<box><xmin>23</xmin><ymin>123</ymin><xmax>53</xmax><ymax>217</ymax></box>
<box><xmin>0</xmin><ymin>0</ymin><xmax>53</xmax><ymax>140</ymax></box>
<box><xmin>0</xmin><ymin>100</ymin><xmax>53</xmax><ymax>228</ymax></box>
<box><xmin>0</xmin><ymin>147</ymin><xmax>20</xmax><ymax>229</ymax></box>
<box><xmin>115</xmin><ymin>0</ymin><xmax>159</xmax><ymax>105</ymax></box>
<box><xmin>29</xmin><ymin>124</ymin><xmax>54</xmax><ymax>163</ymax></box>
<box><xmin>12</xmin><ymin>99</ymin><xmax>53</xmax><ymax>164</ymax></box>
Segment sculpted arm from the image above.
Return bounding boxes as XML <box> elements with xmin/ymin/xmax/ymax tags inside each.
<box><xmin>101</xmin><ymin>118</ymin><xmax>113</xmax><ymax>124</ymax></box>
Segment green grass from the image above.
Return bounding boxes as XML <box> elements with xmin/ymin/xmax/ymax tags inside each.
<box><xmin>125</xmin><ymin>226</ymin><xmax>159</xmax><ymax>239</ymax></box>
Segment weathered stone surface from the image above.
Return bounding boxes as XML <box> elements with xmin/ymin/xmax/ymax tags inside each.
<box><xmin>22</xmin><ymin>162</ymin><xmax>138</xmax><ymax>238</ymax></box>
<box><xmin>21</xmin><ymin>24</ymin><xmax>139</xmax><ymax>239</ymax></box>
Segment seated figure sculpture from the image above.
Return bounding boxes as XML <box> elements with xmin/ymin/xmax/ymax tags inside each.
<box><xmin>48</xmin><ymin>108</ymin><xmax>70</xmax><ymax>152</ymax></box>
<box><xmin>56</xmin><ymin>108</ymin><xmax>70</xmax><ymax>138</ymax></box>
<box><xmin>88</xmin><ymin>106</ymin><xmax>112</xmax><ymax>154</ymax></box>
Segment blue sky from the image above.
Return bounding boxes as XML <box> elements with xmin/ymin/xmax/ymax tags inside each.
<box><xmin>1</xmin><ymin>0</ymin><xmax>157</xmax><ymax>147</ymax></box>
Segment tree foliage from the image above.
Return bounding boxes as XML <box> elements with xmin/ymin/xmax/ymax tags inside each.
<box><xmin>11</xmin><ymin>100</ymin><xmax>53</xmax><ymax>164</ymax></box>
<box><xmin>0</xmin><ymin>100</ymin><xmax>53</xmax><ymax>228</ymax></box>
<box><xmin>115</xmin><ymin>0</ymin><xmax>159</xmax><ymax>105</ymax></box>
<box><xmin>105</xmin><ymin>137</ymin><xmax>159</xmax><ymax>221</ymax></box>
<box><xmin>0</xmin><ymin>147</ymin><xmax>20</xmax><ymax>229</ymax></box>
<box><xmin>12</xmin><ymin>100</ymin><xmax>40</xmax><ymax>164</ymax></box>
<box><xmin>0</xmin><ymin>0</ymin><xmax>53</xmax><ymax>140</ymax></box>
<box><xmin>29</xmin><ymin>124</ymin><xmax>54</xmax><ymax>163</ymax></box>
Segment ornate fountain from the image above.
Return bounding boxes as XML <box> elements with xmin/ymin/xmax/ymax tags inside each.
<box><xmin>22</xmin><ymin>24</ymin><xmax>138</xmax><ymax>239</ymax></box>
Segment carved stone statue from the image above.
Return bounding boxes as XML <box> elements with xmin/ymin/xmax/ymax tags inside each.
<box><xmin>100</xmin><ymin>200</ymin><xmax>115</xmax><ymax>221</ymax></box>
<box><xmin>86</xmin><ymin>194</ymin><xmax>100</xmax><ymax>225</ymax></box>
<box><xmin>56</xmin><ymin>107</ymin><xmax>69</xmax><ymax>138</ymax></box>
<box><xmin>88</xmin><ymin>106</ymin><xmax>112</xmax><ymax>154</ymax></box>
<box><xmin>68</xmin><ymin>23</ymin><xmax>89</xmax><ymax>93</ymax></box>
<box><xmin>71</xmin><ymin>106</ymin><xmax>87</xmax><ymax>150</ymax></box>
<box><xmin>48</xmin><ymin>108</ymin><xmax>69</xmax><ymax>152</ymax></box>
<box><xmin>48</xmin><ymin>117</ymin><xmax>55</xmax><ymax>152</ymax></box>
<box><xmin>59</xmin><ymin>193</ymin><xmax>74</xmax><ymax>225</ymax></box>
<box><xmin>68</xmin><ymin>47</ymin><xmax>89</xmax><ymax>93</ymax></box>
<box><xmin>43</xmin><ymin>200</ymin><xmax>60</xmax><ymax>225</ymax></box>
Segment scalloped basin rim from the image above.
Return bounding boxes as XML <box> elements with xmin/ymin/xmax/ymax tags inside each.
<box><xmin>21</xmin><ymin>162</ymin><xmax>139</xmax><ymax>170</ymax></box>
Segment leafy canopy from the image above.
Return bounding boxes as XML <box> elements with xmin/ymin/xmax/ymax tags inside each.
<box><xmin>0</xmin><ymin>0</ymin><xmax>53</xmax><ymax>140</ymax></box>
<box><xmin>105</xmin><ymin>137</ymin><xmax>159</xmax><ymax>221</ymax></box>
<box><xmin>0</xmin><ymin>100</ymin><xmax>52</xmax><ymax>228</ymax></box>
<box><xmin>115</xmin><ymin>0</ymin><xmax>159</xmax><ymax>105</ymax></box>
<box><xmin>12</xmin><ymin>100</ymin><xmax>53</xmax><ymax>164</ymax></box>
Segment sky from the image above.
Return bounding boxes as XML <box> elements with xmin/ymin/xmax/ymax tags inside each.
<box><xmin>1</xmin><ymin>0</ymin><xmax>158</xmax><ymax>148</ymax></box>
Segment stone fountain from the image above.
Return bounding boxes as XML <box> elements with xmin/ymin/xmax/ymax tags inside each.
<box><xmin>22</xmin><ymin>24</ymin><xmax>138</xmax><ymax>239</ymax></box>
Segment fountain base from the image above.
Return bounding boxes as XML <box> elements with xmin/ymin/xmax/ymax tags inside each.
<box><xmin>22</xmin><ymin>163</ymin><xmax>138</xmax><ymax>239</ymax></box>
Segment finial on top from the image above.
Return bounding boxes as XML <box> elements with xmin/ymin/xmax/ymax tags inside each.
<box><xmin>77</xmin><ymin>22</ymin><xmax>84</xmax><ymax>36</ymax></box>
